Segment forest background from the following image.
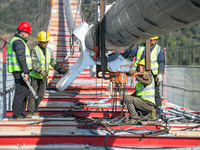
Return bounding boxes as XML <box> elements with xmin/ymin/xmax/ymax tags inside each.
<box><xmin>0</xmin><ymin>0</ymin><xmax>199</xmax><ymax>65</ymax></box>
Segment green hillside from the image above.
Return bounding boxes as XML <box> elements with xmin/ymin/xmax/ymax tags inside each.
<box><xmin>0</xmin><ymin>0</ymin><xmax>51</xmax><ymax>48</ymax></box>
<box><xmin>159</xmin><ymin>23</ymin><xmax>200</xmax><ymax>65</ymax></box>
<box><xmin>0</xmin><ymin>0</ymin><xmax>199</xmax><ymax>66</ymax></box>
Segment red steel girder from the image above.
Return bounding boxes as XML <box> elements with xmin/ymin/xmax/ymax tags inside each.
<box><xmin>6</xmin><ymin>111</ymin><xmax>128</xmax><ymax>118</ymax></box>
<box><xmin>0</xmin><ymin>124</ymin><xmax>199</xmax><ymax>130</ymax></box>
<box><xmin>0</xmin><ymin>124</ymin><xmax>161</xmax><ymax>130</ymax></box>
<box><xmin>0</xmin><ymin>135</ymin><xmax>199</xmax><ymax>148</ymax></box>
<box><xmin>6</xmin><ymin>110</ymin><xmax>200</xmax><ymax>118</ymax></box>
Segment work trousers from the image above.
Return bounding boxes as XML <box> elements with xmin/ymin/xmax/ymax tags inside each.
<box><xmin>12</xmin><ymin>77</ymin><xmax>29</xmax><ymax>118</ymax></box>
<box><xmin>27</xmin><ymin>77</ymin><xmax>46</xmax><ymax>114</ymax></box>
<box><xmin>154</xmin><ymin>75</ymin><xmax>162</xmax><ymax>115</ymax></box>
<box><xmin>125</xmin><ymin>96</ymin><xmax>154</xmax><ymax>120</ymax></box>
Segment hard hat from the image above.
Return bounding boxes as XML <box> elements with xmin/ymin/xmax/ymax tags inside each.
<box><xmin>138</xmin><ymin>59</ymin><xmax>145</xmax><ymax>66</ymax></box>
<box><xmin>17</xmin><ymin>21</ymin><xmax>32</xmax><ymax>33</ymax></box>
<box><xmin>150</xmin><ymin>36</ymin><xmax>158</xmax><ymax>40</ymax></box>
<box><xmin>37</xmin><ymin>31</ymin><xmax>50</xmax><ymax>42</ymax></box>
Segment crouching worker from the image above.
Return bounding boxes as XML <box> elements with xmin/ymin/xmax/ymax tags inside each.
<box><xmin>124</xmin><ymin>59</ymin><xmax>156</xmax><ymax>124</ymax></box>
<box><xmin>27</xmin><ymin>31</ymin><xmax>67</xmax><ymax>118</ymax></box>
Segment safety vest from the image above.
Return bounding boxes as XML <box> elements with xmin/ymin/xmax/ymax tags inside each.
<box><xmin>135</xmin><ymin>75</ymin><xmax>155</xmax><ymax>105</ymax></box>
<box><xmin>7</xmin><ymin>37</ymin><xmax>32</xmax><ymax>73</ymax></box>
<box><xmin>30</xmin><ymin>45</ymin><xmax>52</xmax><ymax>79</ymax></box>
<box><xmin>132</xmin><ymin>44</ymin><xmax>161</xmax><ymax>75</ymax></box>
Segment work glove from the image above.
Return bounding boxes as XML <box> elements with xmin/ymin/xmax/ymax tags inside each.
<box><xmin>156</xmin><ymin>73</ymin><xmax>163</xmax><ymax>85</ymax></box>
<box><xmin>40</xmin><ymin>70</ymin><xmax>48</xmax><ymax>78</ymax></box>
<box><xmin>127</xmin><ymin>68</ymin><xmax>136</xmax><ymax>76</ymax></box>
<box><xmin>58</xmin><ymin>68</ymin><xmax>67</xmax><ymax>74</ymax></box>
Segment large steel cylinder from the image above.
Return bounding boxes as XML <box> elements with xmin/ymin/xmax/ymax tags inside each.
<box><xmin>85</xmin><ymin>0</ymin><xmax>200</xmax><ymax>50</ymax></box>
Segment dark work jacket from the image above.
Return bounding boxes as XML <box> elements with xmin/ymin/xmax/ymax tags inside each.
<box><xmin>12</xmin><ymin>34</ymin><xmax>30</xmax><ymax>79</ymax></box>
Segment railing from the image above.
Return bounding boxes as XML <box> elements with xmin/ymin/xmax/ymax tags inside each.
<box><xmin>163</xmin><ymin>65</ymin><xmax>200</xmax><ymax>111</ymax></box>
<box><xmin>162</xmin><ymin>45</ymin><xmax>200</xmax><ymax>111</ymax></box>
<box><xmin>0</xmin><ymin>38</ymin><xmax>15</xmax><ymax>121</ymax></box>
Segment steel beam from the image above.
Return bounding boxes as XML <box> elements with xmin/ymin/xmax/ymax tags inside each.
<box><xmin>6</xmin><ymin>111</ymin><xmax>128</xmax><ymax>118</ymax></box>
<box><xmin>0</xmin><ymin>135</ymin><xmax>199</xmax><ymax>147</ymax></box>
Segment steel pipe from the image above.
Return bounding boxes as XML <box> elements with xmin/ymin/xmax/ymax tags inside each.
<box><xmin>85</xmin><ymin>0</ymin><xmax>200</xmax><ymax>50</ymax></box>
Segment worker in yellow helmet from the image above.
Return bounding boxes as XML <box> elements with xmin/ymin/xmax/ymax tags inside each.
<box><xmin>122</xmin><ymin>59</ymin><xmax>156</xmax><ymax>124</ymax></box>
<box><xmin>121</xmin><ymin>36</ymin><xmax>165</xmax><ymax>118</ymax></box>
<box><xmin>150</xmin><ymin>36</ymin><xmax>158</xmax><ymax>40</ymax></box>
<box><xmin>27</xmin><ymin>31</ymin><xmax>67</xmax><ymax>118</ymax></box>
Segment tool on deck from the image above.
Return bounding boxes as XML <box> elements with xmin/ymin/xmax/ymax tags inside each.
<box><xmin>21</xmin><ymin>73</ymin><xmax>39</xmax><ymax>99</ymax></box>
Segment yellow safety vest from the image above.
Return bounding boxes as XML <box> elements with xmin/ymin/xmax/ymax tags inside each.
<box><xmin>135</xmin><ymin>76</ymin><xmax>155</xmax><ymax>105</ymax></box>
<box><xmin>30</xmin><ymin>45</ymin><xmax>52</xmax><ymax>79</ymax></box>
<box><xmin>7</xmin><ymin>37</ymin><xmax>32</xmax><ymax>72</ymax></box>
<box><xmin>132</xmin><ymin>44</ymin><xmax>161</xmax><ymax>75</ymax></box>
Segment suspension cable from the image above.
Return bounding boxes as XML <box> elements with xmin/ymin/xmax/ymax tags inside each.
<box><xmin>70</xmin><ymin>0</ymin><xmax>81</xmax><ymax>55</ymax></box>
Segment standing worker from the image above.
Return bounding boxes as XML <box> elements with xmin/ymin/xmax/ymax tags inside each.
<box><xmin>123</xmin><ymin>59</ymin><xmax>156</xmax><ymax>124</ymax></box>
<box><xmin>122</xmin><ymin>36</ymin><xmax>165</xmax><ymax>117</ymax></box>
<box><xmin>27</xmin><ymin>31</ymin><xmax>66</xmax><ymax>118</ymax></box>
<box><xmin>7</xmin><ymin>21</ymin><xmax>32</xmax><ymax>119</ymax></box>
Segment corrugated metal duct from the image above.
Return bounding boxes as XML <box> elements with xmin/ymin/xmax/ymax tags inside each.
<box><xmin>85</xmin><ymin>0</ymin><xmax>200</xmax><ymax>50</ymax></box>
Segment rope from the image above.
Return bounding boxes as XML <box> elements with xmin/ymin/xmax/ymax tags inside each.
<box><xmin>0</xmin><ymin>37</ymin><xmax>10</xmax><ymax>50</ymax></box>
<box><xmin>166</xmin><ymin>44</ymin><xmax>200</xmax><ymax>51</ymax></box>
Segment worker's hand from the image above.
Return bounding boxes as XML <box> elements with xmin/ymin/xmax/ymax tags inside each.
<box><xmin>23</xmin><ymin>74</ymin><xmax>29</xmax><ymax>82</ymax></box>
<box><xmin>40</xmin><ymin>70</ymin><xmax>48</xmax><ymax>78</ymax></box>
<box><xmin>156</xmin><ymin>73</ymin><xmax>163</xmax><ymax>85</ymax></box>
<box><xmin>127</xmin><ymin>68</ymin><xmax>136</xmax><ymax>76</ymax></box>
<box><xmin>58</xmin><ymin>68</ymin><xmax>67</xmax><ymax>74</ymax></box>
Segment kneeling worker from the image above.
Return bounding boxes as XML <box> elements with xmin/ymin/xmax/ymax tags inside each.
<box><xmin>124</xmin><ymin>59</ymin><xmax>156</xmax><ymax>123</ymax></box>
<box><xmin>27</xmin><ymin>31</ymin><xmax>66</xmax><ymax>117</ymax></box>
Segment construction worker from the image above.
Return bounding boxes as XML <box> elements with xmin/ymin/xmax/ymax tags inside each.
<box><xmin>122</xmin><ymin>59</ymin><xmax>156</xmax><ymax>124</ymax></box>
<box><xmin>122</xmin><ymin>36</ymin><xmax>165</xmax><ymax>117</ymax></box>
<box><xmin>7</xmin><ymin>21</ymin><xmax>32</xmax><ymax>119</ymax></box>
<box><xmin>27</xmin><ymin>31</ymin><xmax>66</xmax><ymax>117</ymax></box>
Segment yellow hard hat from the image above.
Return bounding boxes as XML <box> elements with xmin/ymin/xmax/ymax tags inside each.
<box><xmin>138</xmin><ymin>59</ymin><xmax>145</xmax><ymax>66</ymax></box>
<box><xmin>37</xmin><ymin>31</ymin><xmax>50</xmax><ymax>42</ymax></box>
<box><xmin>150</xmin><ymin>36</ymin><xmax>158</xmax><ymax>40</ymax></box>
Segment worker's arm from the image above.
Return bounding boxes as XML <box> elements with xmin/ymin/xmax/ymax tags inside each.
<box><xmin>13</xmin><ymin>40</ymin><xmax>29</xmax><ymax>74</ymax></box>
<box><xmin>136</xmin><ymin>74</ymin><xmax>152</xmax><ymax>86</ymax></box>
<box><xmin>31</xmin><ymin>48</ymin><xmax>42</xmax><ymax>73</ymax></box>
<box><xmin>121</xmin><ymin>47</ymin><xmax>139</xmax><ymax>58</ymax></box>
<box><xmin>49</xmin><ymin>50</ymin><xmax>66</xmax><ymax>74</ymax></box>
<box><xmin>157</xmin><ymin>48</ymin><xmax>165</xmax><ymax>74</ymax></box>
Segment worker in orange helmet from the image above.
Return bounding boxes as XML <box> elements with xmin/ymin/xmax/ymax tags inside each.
<box><xmin>7</xmin><ymin>21</ymin><xmax>32</xmax><ymax>119</ymax></box>
<box><xmin>122</xmin><ymin>59</ymin><xmax>156</xmax><ymax>124</ymax></box>
<box><xmin>27</xmin><ymin>31</ymin><xmax>67</xmax><ymax>118</ymax></box>
<box><xmin>122</xmin><ymin>36</ymin><xmax>165</xmax><ymax>118</ymax></box>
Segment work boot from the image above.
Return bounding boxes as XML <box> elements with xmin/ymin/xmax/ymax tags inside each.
<box><xmin>26</xmin><ymin>113</ymin><xmax>32</xmax><ymax>118</ymax></box>
<box><xmin>150</xmin><ymin>109</ymin><xmax>156</xmax><ymax>120</ymax></box>
<box><xmin>33</xmin><ymin>112</ymin><xmax>39</xmax><ymax>117</ymax></box>
<box><xmin>129</xmin><ymin>119</ymin><xmax>142</xmax><ymax>125</ymax></box>
<box><xmin>130</xmin><ymin>119</ymin><xmax>137</xmax><ymax>124</ymax></box>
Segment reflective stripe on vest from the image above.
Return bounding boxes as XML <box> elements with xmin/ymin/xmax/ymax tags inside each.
<box><xmin>151</xmin><ymin>44</ymin><xmax>160</xmax><ymax>75</ymax></box>
<box><xmin>7</xmin><ymin>37</ymin><xmax>32</xmax><ymax>72</ymax></box>
<box><xmin>135</xmin><ymin>76</ymin><xmax>155</xmax><ymax>105</ymax></box>
<box><xmin>132</xmin><ymin>45</ymin><xmax>145</xmax><ymax>70</ymax></box>
<box><xmin>133</xmin><ymin>44</ymin><xmax>161</xmax><ymax>75</ymax></box>
<box><xmin>30</xmin><ymin>45</ymin><xmax>52</xmax><ymax>79</ymax></box>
